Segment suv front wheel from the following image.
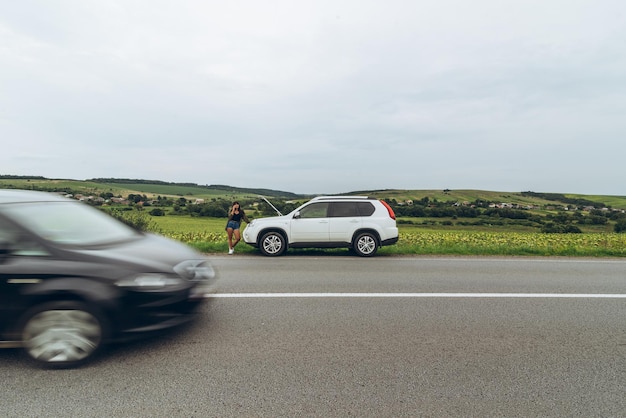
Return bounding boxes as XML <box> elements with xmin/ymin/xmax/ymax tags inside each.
<box><xmin>259</xmin><ymin>231</ymin><xmax>286</xmax><ymax>256</ymax></box>
<box><xmin>353</xmin><ymin>232</ymin><xmax>379</xmax><ymax>257</ymax></box>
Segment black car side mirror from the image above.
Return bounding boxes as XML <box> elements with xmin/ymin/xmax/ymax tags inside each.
<box><xmin>0</xmin><ymin>240</ymin><xmax>12</xmax><ymax>262</ymax></box>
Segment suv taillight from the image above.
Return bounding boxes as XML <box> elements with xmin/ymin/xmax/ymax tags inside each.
<box><xmin>380</xmin><ymin>200</ymin><xmax>396</xmax><ymax>220</ymax></box>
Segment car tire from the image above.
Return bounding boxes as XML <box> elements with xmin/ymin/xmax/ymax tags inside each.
<box><xmin>353</xmin><ymin>232</ymin><xmax>379</xmax><ymax>257</ymax></box>
<box><xmin>19</xmin><ymin>300</ymin><xmax>107</xmax><ymax>368</ymax></box>
<box><xmin>259</xmin><ymin>231</ymin><xmax>286</xmax><ymax>256</ymax></box>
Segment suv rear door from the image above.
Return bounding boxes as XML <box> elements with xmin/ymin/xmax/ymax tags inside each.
<box><xmin>328</xmin><ymin>202</ymin><xmax>363</xmax><ymax>243</ymax></box>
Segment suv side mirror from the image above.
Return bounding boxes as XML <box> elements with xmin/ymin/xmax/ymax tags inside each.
<box><xmin>293</xmin><ymin>211</ymin><xmax>301</xmax><ymax>219</ymax></box>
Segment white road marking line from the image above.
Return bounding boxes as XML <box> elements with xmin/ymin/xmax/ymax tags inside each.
<box><xmin>205</xmin><ymin>293</ymin><xmax>626</xmax><ymax>298</ymax></box>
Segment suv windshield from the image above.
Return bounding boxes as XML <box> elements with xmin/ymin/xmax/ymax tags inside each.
<box><xmin>2</xmin><ymin>201</ymin><xmax>140</xmax><ymax>246</ymax></box>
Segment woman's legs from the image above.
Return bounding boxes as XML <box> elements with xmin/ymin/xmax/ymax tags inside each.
<box><xmin>232</xmin><ymin>229</ymin><xmax>241</xmax><ymax>248</ymax></box>
<box><xmin>227</xmin><ymin>227</ymin><xmax>234</xmax><ymax>250</ymax></box>
<box><xmin>227</xmin><ymin>227</ymin><xmax>241</xmax><ymax>253</ymax></box>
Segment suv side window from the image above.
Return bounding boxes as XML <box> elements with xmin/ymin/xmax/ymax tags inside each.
<box><xmin>356</xmin><ymin>202</ymin><xmax>375</xmax><ymax>216</ymax></box>
<box><xmin>329</xmin><ymin>202</ymin><xmax>359</xmax><ymax>217</ymax></box>
<box><xmin>298</xmin><ymin>202</ymin><xmax>329</xmax><ymax>219</ymax></box>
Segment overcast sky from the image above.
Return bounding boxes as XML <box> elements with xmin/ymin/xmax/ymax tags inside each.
<box><xmin>1</xmin><ymin>1</ymin><xmax>625</xmax><ymax>195</ymax></box>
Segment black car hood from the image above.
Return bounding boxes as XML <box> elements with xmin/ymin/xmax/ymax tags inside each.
<box><xmin>68</xmin><ymin>233</ymin><xmax>206</xmax><ymax>274</ymax></box>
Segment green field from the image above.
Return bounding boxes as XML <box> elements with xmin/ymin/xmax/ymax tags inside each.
<box><xmin>148</xmin><ymin>215</ymin><xmax>626</xmax><ymax>257</ymax></box>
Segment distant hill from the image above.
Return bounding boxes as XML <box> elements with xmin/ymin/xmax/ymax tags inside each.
<box><xmin>329</xmin><ymin>189</ymin><xmax>626</xmax><ymax>210</ymax></box>
<box><xmin>0</xmin><ymin>175</ymin><xmax>304</xmax><ymax>199</ymax></box>
<box><xmin>1</xmin><ymin>175</ymin><xmax>625</xmax><ymax>209</ymax></box>
<box><xmin>88</xmin><ymin>178</ymin><xmax>303</xmax><ymax>199</ymax></box>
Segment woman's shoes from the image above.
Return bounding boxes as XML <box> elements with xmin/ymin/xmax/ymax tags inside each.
<box><xmin>228</xmin><ymin>248</ymin><xmax>234</xmax><ymax>255</ymax></box>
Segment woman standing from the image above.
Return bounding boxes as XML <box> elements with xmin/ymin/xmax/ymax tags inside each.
<box><xmin>226</xmin><ymin>201</ymin><xmax>250</xmax><ymax>254</ymax></box>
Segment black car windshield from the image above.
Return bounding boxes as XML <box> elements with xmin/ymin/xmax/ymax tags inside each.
<box><xmin>2</xmin><ymin>201</ymin><xmax>141</xmax><ymax>246</ymax></box>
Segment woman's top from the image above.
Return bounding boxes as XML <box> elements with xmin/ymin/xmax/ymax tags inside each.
<box><xmin>228</xmin><ymin>209</ymin><xmax>249</xmax><ymax>223</ymax></box>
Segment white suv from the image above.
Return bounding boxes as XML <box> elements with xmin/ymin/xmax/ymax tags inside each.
<box><xmin>243</xmin><ymin>196</ymin><xmax>398</xmax><ymax>257</ymax></box>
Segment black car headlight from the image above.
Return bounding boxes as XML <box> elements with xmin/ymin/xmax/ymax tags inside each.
<box><xmin>115</xmin><ymin>274</ymin><xmax>187</xmax><ymax>290</ymax></box>
<box><xmin>173</xmin><ymin>260</ymin><xmax>215</xmax><ymax>282</ymax></box>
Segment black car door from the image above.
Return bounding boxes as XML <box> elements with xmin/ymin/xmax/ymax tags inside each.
<box><xmin>0</xmin><ymin>217</ymin><xmax>52</xmax><ymax>337</ymax></box>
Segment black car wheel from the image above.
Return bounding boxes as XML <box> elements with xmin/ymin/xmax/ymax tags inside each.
<box><xmin>259</xmin><ymin>231</ymin><xmax>286</xmax><ymax>256</ymax></box>
<box><xmin>20</xmin><ymin>301</ymin><xmax>107</xmax><ymax>368</ymax></box>
<box><xmin>353</xmin><ymin>232</ymin><xmax>379</xmax><ymax>257</ymax></box>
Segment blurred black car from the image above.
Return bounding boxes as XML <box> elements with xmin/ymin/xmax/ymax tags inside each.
<box><xmin>0</xmin><ymin>189</ymin><xmax>215</xmax><ymax>367</ymax></box>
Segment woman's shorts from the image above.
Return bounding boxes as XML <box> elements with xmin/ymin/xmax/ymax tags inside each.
<box><xmin>227</xmin><ymin>220</ymin><xmax>241</xmax><ymax>230</ymax></box>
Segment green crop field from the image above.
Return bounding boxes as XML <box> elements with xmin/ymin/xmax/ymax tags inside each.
<box><xmin>146</xmin><ymin>215</ymin><xmax>626</xmax><ymax>258</ymax></box>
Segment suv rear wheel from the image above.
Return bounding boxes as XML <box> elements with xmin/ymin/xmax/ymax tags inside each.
<box><xmin>259</xmin><ymin>231</ymin><xmax>286</xmax><ymax>256</ymax></box>
<box><xmin>353</xmin><ymin>232</ymin><xmax>379</xmax><ymax>257</ymax></box>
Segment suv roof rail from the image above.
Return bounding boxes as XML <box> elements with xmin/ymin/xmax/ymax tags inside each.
<box><xmin>310</xmin><ymin>196</ymin><xmax>371</xmax><ymax>201</ymax></box>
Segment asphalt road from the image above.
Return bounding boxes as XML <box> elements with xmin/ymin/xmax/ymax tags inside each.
<box><xmin>2</xmin><ymin>255</ymin><xmax>625</xmax><ymax>417</ymax></box>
